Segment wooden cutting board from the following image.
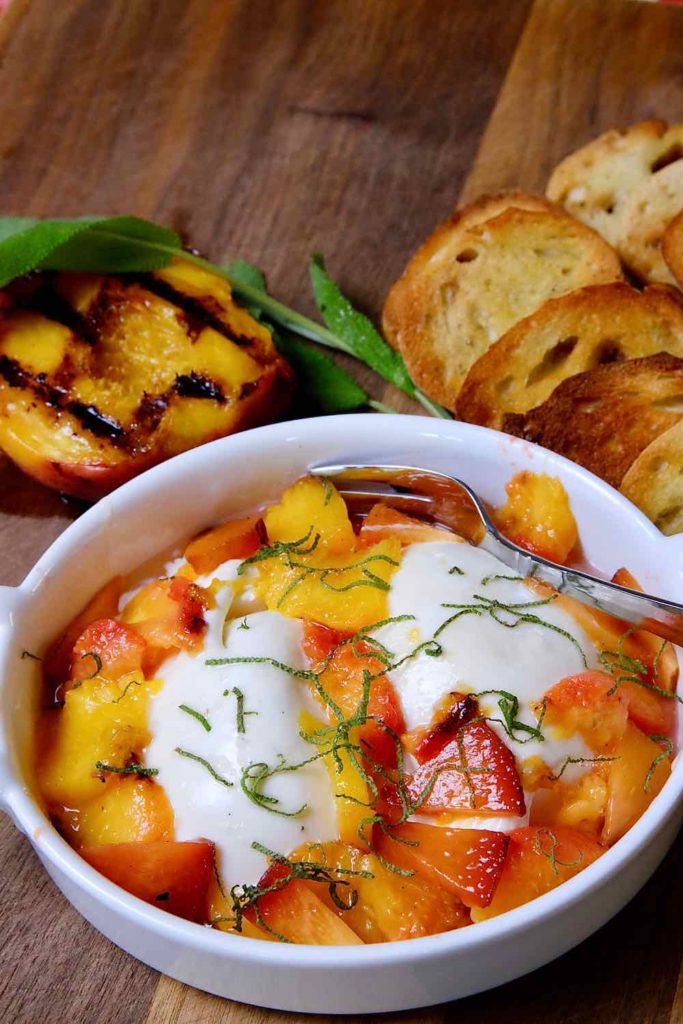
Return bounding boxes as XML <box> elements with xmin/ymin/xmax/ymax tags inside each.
<box><xmin>1</xmin><ymin>1</ymin><xmax>683</xmax><ymax>1022</ymax></box>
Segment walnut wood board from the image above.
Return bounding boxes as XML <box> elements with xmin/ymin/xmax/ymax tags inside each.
<box><xmin>0</xmin><ymin>1</ymin><xmax>682</xmax><ymax>1022</ymax></box>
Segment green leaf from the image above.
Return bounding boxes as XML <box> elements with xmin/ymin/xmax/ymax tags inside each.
<box><xmin>40</xmin><ymin>217</ymin><xmax>182</xmax><ymax>274</ymax></box>
<box><xmin>222</xmin><ymin>259</ymin><xmax>372</xmax><ymax>414</ymax></box>
<box><xmin>309</xmin><ymin>254</ymin><xmax>416</xmax><ymax>398</ymax></box>
<box><xmin>0</xmin><ymin>215</ymin><xmax>181</xmax><ymax>287</ymax></box>
<box><xmin>275</xmin><ymin>334</ymin><xmax>370</xmax><ymax>414</ymax></box>
<box><xmin>222</xmin><ymin>258</ymin><xmax>267</xmax><ymax>293</ymax></box>
<box><xmin>0</xmin><ymin>217</ymin><xmax>40</xmax><ymax>244</ymax></box>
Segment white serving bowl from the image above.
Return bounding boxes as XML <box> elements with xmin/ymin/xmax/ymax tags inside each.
<box><xmin>1</xmin><ymin>414</ymin><xmax>682</xmax><ymax>1014</ymax></box>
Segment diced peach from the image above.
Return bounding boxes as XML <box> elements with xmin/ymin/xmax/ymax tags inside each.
<box><xmin>264</xmin><ymin>476</ymin><xmax>355</xmax><ymax>556</ymax></box>
<box><xmin>122</xmin><ymin>576</ymin><xmax>209</xmax><ymax>667</ymax></box>
<box><xmin>543</xmin><ymin>671</ymin><xmax>629</xmax><ymax>750</ymax></box>
<box><xmin>530</xmin><ymin>770</ymin><xmax>608</xmax><ymax>838</ymax></box>
<box><xmin>253</xmin><ymin>537</ymin><xmax>401</xmax><ymax>632</ymax></box>
<box><xmin>289</xmin><ymin>841</ymin><xmax>469</xmax><ymax>942</ymax></box>
<box><xmin>404</xmin><ymin>692</ymin><xmax>479</xmax><ymax>763</ymax></box>
<box><xmin>71</xmin><ymin>618</ymin><xmax>146</xmax><ymax>684</ymax></box>
<box><xmin>44</xmin><ymin>577</ymin><xmax>123</xmax><ymax>688</ymax></box>
<box><xmin>81</xmin><ymin>840</ymin><xmax>214</xmax><ymax>923</ymax></box>
<box><xmin>537</xmin><ymin>577</ymin><xmax>678</xmax><ymax>738</ymax></box>
<box><xmin>75</xmin><ymin>777</ymin><xmax>174</xmax><ymax>846</ymax></box>
<box><xmin>603</xmin><ymin>722</ymin><xmax>672</xmax><ymax>844</ymax></box>
<box><xmin>407</xmin><ymin>720</ymin><xmax>525</xmax><ymax>817</ymax></box>
<box><xmin>494</xmin><ymin>471</ymin><xmax>578</xmax><ymax>564</ymax></box>
<box><xmin>248</xmin><ymin>870</ymin><xmax>363</xmax><ymax>945</ymax></box>
<box><xmin>37</xmin><ymin>674</ymin><xmax>152</xmax><ymax>806</ymax></box>
<box><xmin>184</xmin><ymin>515</ymin><xmax>263</xmax><ymax>574</ymax></box>
<box><xmin>471</xmin><ymin>826</ymin><xmax>603</xmax><ymax>922</ymax></box>
<box><xmin>374</xmin><ymin>822</ymin><xmax>509</xmax><ymax>908</ymax></box>
<box><xmin>302</xmin><ymin>623</ymin><xmax>405</xmax><ymax>768</ymax></box>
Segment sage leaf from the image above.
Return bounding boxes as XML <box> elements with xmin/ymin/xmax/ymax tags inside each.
<box><xmin>223</xmin><ymin>259</ymin><xmax>374</xmax><ymax>414</ymax></box>
<box><xmin>309</xmin><ymin>254</ymin><xmax>416</xmax><ymax>397</ymax></box>
<box><xmin>0</xmin><ymin>215</ymin><xmax>181</xmax><ymax>287</ymax></box>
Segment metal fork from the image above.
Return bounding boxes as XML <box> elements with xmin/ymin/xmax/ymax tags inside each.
<box><xmin>312</xmin><ymin>462</ymin><xmax>683</xmax><ymax>647</ymax></box>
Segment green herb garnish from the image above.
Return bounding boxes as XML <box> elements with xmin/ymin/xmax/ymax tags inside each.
<box><xmin>174</xmin><ymin>748</ymin><xmax>233</xmax><ymax>788</ymax></box>
<box><xmin>534</xmin><ymin>827</ymin><xmax>583</xmax><ymax>876</ymax></box>
<box><xmin>95</xmin><ymin>761</ymin><xmax>158</xmax><ymax>778</ymax></box>
<box><xmin>111</xmin><ymin>679</ymin><xmax>141</xmax><ymax>704</ymax></box>
<box><xmin>225</xmin><ymin>841</ymin><xmax>374</xmax><ymax>940</ymax></box>
<box><xmin>644</xmin><ymin>736</ymin><xmax>673</xmax><ymax>793</ymax></box>
<box><xmin>436</xmin><ymin>592</ymin><xmax>588</xmax><ymax>665</ymax></box>
<box><xmin>599</xmin><ymin>632</ymin><xmax>682</xmax><ymax>703</ymax></box>
<box><xmin>547</xmin><ymin>755</ymin><xmax>617</xmax><ymax>781</ymax></box>
<box><xmin>78</xmin><ymin>651</ymin><xmax>103</xmax><ymax>679</ymax></box>
<box><xmin>225</xmin><ymin>686</ymin><xmax>256</xmax><ymax>734</ymax></box>
<box><xmin>477</xmin><ymin>689</ymin><xmax>546</xmax><ymax>744</ymax></box>
<box><xmin>179</xmin><ymin>704</ymin><xmax>212</xmax><ymax>732</ymax></box>
<box><xmin>224</xmin><ymin>258</ymin><xmax>379</xmax><ymax>415</ymax></box>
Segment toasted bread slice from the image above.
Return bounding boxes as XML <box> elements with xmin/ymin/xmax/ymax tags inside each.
<box><xmin>620</xmin><ymin>418</ymin><xmax>683</xmax><ymax>535</ymax></box>
<box><xmin>503</xmin><ymin>353</ymin><xmax>683</xmax><ymax>487</ymax></box>
<box><xmin>382</xmin><ymin>190</ymin><xmax>554</xmax><ymax>354</ymax></box>
<box><xmin>619</xmin><ymin>160</ymin><xmax>683</xmax><ymax>284</ymax></box>
<box><xmin>663</xmin><ymin>209</ymin><xmax>683</xmax><ymax>287</ymax></box>
<box><xmin>456</xmin><ymin>283</ymin><xmax>683</xmax><ymax>429</ymax></box>
<box><xmin>547</xmin><ymin>119</ymin><xmax>683</xmax><ymax>282</ymax></box>
<box><xmin>382</xmin><ymin>194</ymin><xmax>623</xmax><ymax>408</ymax></box>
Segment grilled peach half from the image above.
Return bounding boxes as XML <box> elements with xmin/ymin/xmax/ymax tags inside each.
<box><xmin>0</xmin><ymin>261</ymin><xmax>293</xmax><ymax>500</ymax></box>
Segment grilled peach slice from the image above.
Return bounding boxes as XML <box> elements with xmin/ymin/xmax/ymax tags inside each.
<box><xmin>0</xmin><ymin>261</ymin><xmax>293</xmax><ymax>500</ymax></box>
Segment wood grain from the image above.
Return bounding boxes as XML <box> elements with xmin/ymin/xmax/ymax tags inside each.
<box><xmin>460</xmin><ymin>0</ymin><xmax>683</xmax><ymax>202</ymax></box>
<box><xmin>1</xmin><ymin>0</ymin><xmax>683</xmax><ymax>1022</ymax></box>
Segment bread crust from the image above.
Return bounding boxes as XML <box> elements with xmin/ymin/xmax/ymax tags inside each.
<box><xmin>382</xmin><ymin>193</ymin><xmax>622</xmax><ymax>409</ymax></box>
<box><xmin>619</xmin><ymin>160</ymin><xmax>683</xmax><ymax>285</ymax></box>
<box><xmin>456</xmin><ymin>283</ymin><xmax>683</xmax><ymax>429</ymax></box>
<box><xmin>620</xmin><ymin>418</ymin><xmax>683</xmax><ymax>535</ymax></box>
<box><xmin>663</xmin><ymin>209</ymin><xmax>683</xmax><ymax>288</ymax></box>
<box><xmin>503</xmin><ymin>352</ymin><xmax>683</xmax><ymax>488</ymax></box>
<box><xmin>547</xmin><ymin>119</ymin><xmax>683</xmax><ymax>283</ymax></box>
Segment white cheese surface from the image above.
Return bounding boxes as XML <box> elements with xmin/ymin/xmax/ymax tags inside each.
<box><xmin>373</xmin><ymin>542</ymin><xmax>596</xmax><ymax>816</ymax></box>
<box><xmin>147</xmin><ymin>602</ymin><xmax>336</xmax><ymax>890</ymax></box>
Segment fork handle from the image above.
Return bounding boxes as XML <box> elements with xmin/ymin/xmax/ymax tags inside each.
<box><xmin>481</xmin><ymin>531</ymin><xmax>683</xmax><ymax>647</ymax></box>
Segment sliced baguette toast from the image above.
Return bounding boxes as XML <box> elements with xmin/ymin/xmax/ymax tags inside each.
<box><xmin>456</xmin><ymin>283</ymin><xmax>683</xmax><ymax>429</ymax></box>
<box><xmin>382</xmin><ymin>193</ymin><xmax>623</xmax><ymax>408</ymax></box>
<box><xmin>663</xmin><ymin>209</ymin><xmax>683</xmax><ymax>288</ymax></box>
<box><xmin>620</xmin><ymin>418</ymin><xmax>683</xmax><ymax>535</ymax></box>
<box><xmin>547</xmin><ymin>119</ymin><xmax>683</xmax><ymax>283</ymax></box>
<box><xmin>503</xmin><ymin>353</ymin><xmax>683</xmax><ymax>488</ymax></box>
<box><xmin>382</xmin><ymin>190</ymin><xmax>555</xmax><ymax>354</ymax></box>
<box><xmin>618</xmin><ymin>159</ymin><xmax>683</xmax><ymax>285</ymax></box>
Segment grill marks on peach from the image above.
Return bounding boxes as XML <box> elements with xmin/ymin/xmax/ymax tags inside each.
<box><xmin>0</xmin><ymin>272</ymin><xmax>272</xmax><ymax>452</ymax></box>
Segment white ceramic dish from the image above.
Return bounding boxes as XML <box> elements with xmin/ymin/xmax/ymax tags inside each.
<box><xmin>1</xmin><ymin>414</ymin><xmax>682</xmax><ymax>1014</ymax></box>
